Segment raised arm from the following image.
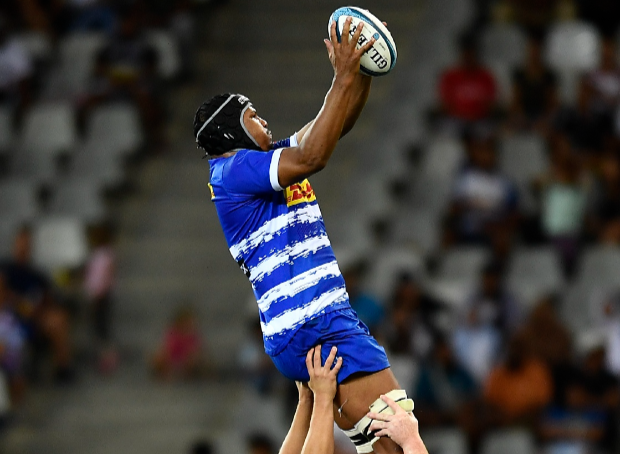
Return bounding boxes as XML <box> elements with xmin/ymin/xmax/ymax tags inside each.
<box><xmin>301</xmin><ymin>345</ymin><xmax>342</xmax><ymax>454</ymax></box>
<box><xmin>276</xmin><ymin>18</ymin><xmax>375</xmax><ymax>188</ymax></box>
<box><xmin>279</xmin><ymin>383</ymin><xmax>314</xmax><ymax>454</ymax></box>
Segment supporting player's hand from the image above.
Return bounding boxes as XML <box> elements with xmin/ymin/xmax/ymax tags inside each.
<box><xmin>296</xmin><ymin>381</ymin><xmax>313</xmax><ymax>405</ymax></box>
<box><xmin>324</xmin><ymin>17</ymin><xmax>375</xmax><ymax>81</ymax></box>
<box><xmin>306</xmin><ymin>345</ymin><xmax>342</xmax><ymax>401</ymax></box>
<box><xmin>367</xmin><ymin>395</ymin><xmax>428</xmax><ymax>454</ymax></box>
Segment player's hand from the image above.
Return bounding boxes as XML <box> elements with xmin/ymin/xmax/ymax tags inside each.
<box><xmin>306</xmin><ymin>345</ymin><xmax>342</xmax><ymax>401</ymax></box>
<box><xmin>367</xmin><ymin>395</ymin><xmax>428</xmax><ymax>454</ymax></box>
<box><xmin>296</xmin><ymin>381</ymin><xmax>313</xmax><ymax>405</ymax></box>
<box><xmin>324</xmin><ymin>17</ymin><xmax>375</xmax><ymax>80</ymax></box>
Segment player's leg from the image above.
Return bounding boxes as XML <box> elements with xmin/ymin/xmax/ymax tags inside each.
<box><xmin>333</xmin><ymin>369</ymin><xmax>404</xmax><ymax>454</ymax></box>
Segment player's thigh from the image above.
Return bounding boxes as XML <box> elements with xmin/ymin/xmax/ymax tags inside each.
<box><xmin>332</xmin><ymin>368</ymin><xmax>400</xmax><ymax>429</ymax></box>
<box><xmin>333</xmin><ymin>368</ymin><xmax>404</xmax><ymax>454</ymax></box>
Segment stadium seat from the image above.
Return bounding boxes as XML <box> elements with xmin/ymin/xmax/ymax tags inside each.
<box><xmin>48</xmin><ymin>178</ymin><xmax>106</xmax><ymax>223</ymax></box>
<box><xmin>424</xmin><ymin>0</ymin><xmax>474</xmax><ymax>34</ymax></box>
<box><xmin>365</xmin><ymin>246</ymin><xmax>425</xmax><ymax>304</ymax></box>
<box><xmin>19</xmin><ymin>102</ymin><xmax>77</xmax><ymax>157</ymax></box>
<box><xmin>0</xmin><ymin>179</ymin><xmax>39</xmax><ymax>222</ymax></box>
<box><xmin>481</xmin><ymin>23</ymin><xmax>527</xmax><ymax>68</ymax></box>
<box><xmin>577</xmin><ymin>246</ymin><xmax>620</xmax><ymax>289</ymax></box>
<box><xmin>146</xmin><ymin>30</ymin><xmax>181</xmax><ymax>80</ymax></box>
<box><xmin>438</xmin><ymin>247</ymin><xmax>490</xmax><ymax>282</ymax></box>
<box><xmin>421</xmin><ymin>428</ymin><xmax>468</xmax><ymax>454</ymax></box>
<box><xmin>499</xmin><ymin>133</ymin><xmax>548</xmax><ymax>211</ymax></box>
<box><xmin>0</xmin><ymin>106</ymin><xmax>14</xmax><ymax>155</ymax></box>
<box><xmin>545</xmin><ymin>21</ymin><xmax>601</xmax><ymax>71</ymax></box>
<box><xmin>0</xmin><ymin>218</ymin><xmax>20</xmax><ymax>258</ymax></box>
<box><xmin>70</xmin><ymin>146</ymin><xmax>125</xmax><ymax>189</ymax></box>
<box><xmin>488</xmin><ymin>61</ymin><xmax>513</xmax><ymax>104</ymax></box>
<box><xmin>86</xmin><ymin>103</ymin><xmax>144</xmax><ymax>157</ymax></box>
<box><xmin>389</xmin><ymin>355</ymin><xmax>419</xmax><ymax>395</ymax></box>
<box><xmin>424</xmin><ymin>278</ymin><xmax>473</xmax><ymax>309</ymax></box>
<box><xmin>420</xmin><ymin>137</ymin><xmax>465</xmax><ymax>178</ymax></box>
<box><xmin>11</xmin><ymin>150</ymin><xmax>58</xmax><ymax>184</ymax></box>
<box><xmin>32</xmin><ymin>217</ymin><xmax>88</xmax><ymax>271</ymax></box>
<box><xmin>15</xmin><ymin>31</ymin><xmax>53</xmax><ymax>63</ymax></box>
<box><xmin>409</xmin><ymin>173</ymin><xmax>453</xmax><ymax>215</ymax></box>
<box><xmin>43</xmin><ymin>33</ymin><xmax>107</xmax><ymax>99</ymax></box>
<box><xmin>390</xmin><ymin>209</ymin><xmax>441</xmax><ymax>256</ymax></box>
<box><xmin>481</xmin><ymin>429</ymin><xmax>535</xmax><ymax>454</ymax></box>
<box><xmin>407</xmin><ymin>63</ymin><xmax>441</xmax><ymax>110</ymax></box>
<box><xmin>508</xmin><ymin>246</ymin><xmax>565</xmax><ymax>308</ymax></box>
<box><xmin>413</xmin><ymin>27</ymin><xmax>459</xmax><ymax>70</ymax></box>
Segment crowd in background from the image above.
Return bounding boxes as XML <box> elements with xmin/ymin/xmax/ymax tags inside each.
<box><xmin>0</xmin><ymin>0</ymin><xmax>219</xmax><ymax>423</ymax></box>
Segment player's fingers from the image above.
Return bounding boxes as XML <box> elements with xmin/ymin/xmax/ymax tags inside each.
<box><xmin>313</xmin><ymin>344</ymin><xmax>322</xmax><ymax>370</ymax></box>
<box><xmin>306</xmin><ymin>347</ymin><xmax>314</xmax><ymax>372</ymax></box>
<box><xmin>324</xmin><ymin>346</ymin><xmax>338</xmax><ymax>370</ymax></box>
<box><xmin>382</xmin><ymin>21</ymin><xmax>387</xmax><ymax>26</ymax></box>
<box><xmin>332</xmin><ymin>355</ymin><xmax>343</xmax><ymax>374</ymax></box>
<box><xmin>358</xmin><ymin>37</ymin><xmax>376</xmax><ymax>56</ymax></box>
<box><xmin>381</xmin><ymin>395</ymin><xmax>405</xmax><ymax>414</ymax></box>
<box><xmin>329</xmin><ymin>20</ymin><xmax>339</xmax><ymax>48</ymax></box>
<box><xmin>341</xmin><ymin>16</ymin><xmax>352</xmax><ymax>45</ymax></box>
<box><xmin>367</xmin><ymin>411</ymin><xmax>393</xmax><ymax>422</ymax></box>
<box><xmin>324</xmin><ymin>38</ymin><xmax>334</xmax><ymax>55</ymax></box>
<box><xmin>351</xmin><ymin>21</ymin><xmax>364</xmax><ymax>47</ymax></box>
<box><xmin>368</xmin><ymin>421</ymin><xmax>385</xmax><ymax>432</ymax></box>
<box><xmin>374</xmin><ymin>429</ymin><xmax>390</xmax><ymax>438</ymax></box>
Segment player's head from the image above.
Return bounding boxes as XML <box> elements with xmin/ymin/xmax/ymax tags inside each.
<box><xmin>194</xmin><ymin>93</ymin><xmax>272</xmax><ymax>157</ymax></box>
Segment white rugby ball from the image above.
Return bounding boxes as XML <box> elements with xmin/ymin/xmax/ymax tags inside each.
<box><xmin>328</xmin><ymin>6</ymin><xmax>397</xmax><ymax>77</ymax></box>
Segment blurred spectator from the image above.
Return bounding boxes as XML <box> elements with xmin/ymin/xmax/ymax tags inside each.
<box><xmin>589</xmin><ymin>151</ymin><xmax>620</xmax><ymax>244</ymax></box>
<box><xmin>151</xmin><ymin>305</ymin><xmax>206</xmax><ymax>381</ymax></box>
<box><xmin>563</xmin><ymin>341</ymin><xmax>619</xmax><ymax>452</ymax></box>
<box><xmin>383</xmin><ymin>273</ymin><xmax>446</xmax><ymax>360</ymax></box>
<box><xmin>590</xmin><ymin>290</ymin><xmax>620</xmax><ymax>376</ymax></box>
<box><xmin>59</xmin><ymin>0</ymin><xmax>118</xmax><ymax>35</ymax></box>
<box><xmin>0</xmin><ymin>15</ymin><xmax>34</xmax><ymax>115</ymax></box>
<box><xmin>553</xmin><ymin>78</ymin><xmax>612</xmax><ymax>160</ymax></box>
<box><xmin>508</xmin><ymin>34</ymin><xmax>559</xmax><ymax>133</ymax></box>
<box><xmin>483</xmin><ymin>332</ymin><xmax>553</xmax><ymax>427</ymax></box>
<box><xmin>587</xmin><ymin>38</ymin><xmax>620</xmax><ymax>122</ymax></box>
<box><xmin>0</xmin><ymin>226</ymin><xmax>74</xmax><ymax>383</ymax></box>
<box><xmin>84</xmin><ymin>223</ymin><xmax>117</xmax><ymax>374</ymax></box>
<box><xmin>79</xmin><ymin>8</ymin><xmax>164</xmax><ymax>147</ymax></box>
<box><xmin>0</xmin><ymin>273</ymin><xmax>26</xmax><ymax>405</ymax></box>
<box><xmin>413</xmin><ymin>336</ymin><xmax>478</xmax><ymax>427</ymax></box>
<box><xmin>237</xmin><ymin>317</ymin><xmax>278</xmax><ymax>395</ymax></box>
<box><xmin>522</xmin><ymin>295</ymin><xmax>574</xmax><ymax>406</ymax></box>
<box><xmin>533</xmin><ymin>135</ymin><xmax>590</xmax><ymax>275</ymax></box>
<box><xmin>246</xmin><ymin>433</ymin><xmax>275</xmax><ymax>454</ymax></box>
<box><xmin>577</xmin><ymin>0</ymin><xmax>620</xmax><ymax>37</ymax></box>
<box><xmin>445</xmin><ymin>131</ymin><xmax>519</xmax><ymax>246</ymax></box>
<box><xmin>508</xmin><ymin>0</ymin><xmax>561</xmax><ymax>35</ymax></box>
<box><xmin>190</xmin><ymin>439</ymin><xmax>214</xmax><ymax>454</ymax></box>
<box><xmin>438</xmin><ymin>33</ymin><xmax>497</xmax><ymax>134</ymax></box>
<box><xmin>452</xmin><ymin>261</ymin><xmax>518</xmax><ymax>383</ymax></box>
<box><xmin>342</xmin><ymin>261</ymin><xmax>384</xmax><ymax>333</ymax></box>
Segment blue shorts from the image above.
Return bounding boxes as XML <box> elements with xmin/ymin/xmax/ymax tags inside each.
<box><xmin>270</xmin><ymin>308</ymin><xmax>390</xmax><ymax>383</ymax></box>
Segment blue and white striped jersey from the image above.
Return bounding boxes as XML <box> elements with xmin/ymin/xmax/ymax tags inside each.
<box><xmin>208</xmin><ymin>135</ymin><xmax>350</xmax><ymax>355</ymax></box>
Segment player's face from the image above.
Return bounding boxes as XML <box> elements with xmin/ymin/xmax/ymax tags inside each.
<box><xmin>244</xmin><ymin>106</ymin><xmax>272</xmax><ymax>151</ymax></box>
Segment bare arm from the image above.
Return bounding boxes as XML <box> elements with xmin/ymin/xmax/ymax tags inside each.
<box><xmin>277</xmin><ymin>19</ymin><xmax>375</xmax><ymax>188</ymax></box>
<box><xmin>279</xmin><ymin>383</ymin><xmax>314</xmax><ymax>454</ymax></box>
<box><xmin>301</xmin><ymin>346</ymin><xmax>342</xmax><ymax>454</ymax></box>
<box><xmin>296</xmin><ymin>73</ymin><xmax>372</xmax><ymax>142</ymax></box>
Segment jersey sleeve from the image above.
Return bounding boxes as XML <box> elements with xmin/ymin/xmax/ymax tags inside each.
<box><xmin>270</xmin><ymin>133</ymin><xmax>298</xmax><ymax>150</ymax></box>
<box><xmin>222</xmin><ymin>149</ymin><xmax>284</xmax><ymax>195</ymax></box>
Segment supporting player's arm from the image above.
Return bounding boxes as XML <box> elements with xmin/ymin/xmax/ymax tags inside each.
<box><xmin>279</xmin><ymin>383</ymin><xmax>314</xmax><ymax>454</ymax></box>
<box><xmin>276</xmin><ymin>18</ymin><xmax>375</xmax><ymax>188</ymax></box>
<box><xmin>301</xmin><ymin>346</ymin><xmax>342</xmax><ymax>454</ymax></box>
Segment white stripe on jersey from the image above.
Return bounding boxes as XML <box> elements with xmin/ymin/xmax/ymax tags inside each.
<box><xmin>249</xmin><ymin>234</ymin><xmax>331</xmax><ymax>284</ymax></box>
<box><xmin>229</xmin><ymin>204</ymin><xmax>322</xmax><ymax>260</ymax></box>
<box><xmin>261</xmin><ymin>286</ymin><xmax>348</xmax><ymax>337</ymax></box>
<box><xmin>257</xmin><ymin>261</ymin><xmax>341</xmax><ymax>313</ymax></box>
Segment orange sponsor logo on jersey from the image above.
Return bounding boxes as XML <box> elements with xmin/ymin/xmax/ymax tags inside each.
<box><xmin>285</xmin><ymin>179</ymin><xmax>316</xmax><ymax>207</ymax></box>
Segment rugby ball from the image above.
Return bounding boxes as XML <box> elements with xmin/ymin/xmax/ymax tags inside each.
<box><xmin>328</xmin><ymin>6</ymin><xmax>397</xmax><ymax>77</ymax></box>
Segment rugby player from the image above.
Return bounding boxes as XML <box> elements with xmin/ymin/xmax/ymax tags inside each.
<box><xmin>285</xmin><ymin>345</ymin><xmax>428</xmax><ymax>454</ymax></box>
<box><xmin>194</xmin><ymin>18</ymin><xmax>411</xmax><ymax>454</ymax></box>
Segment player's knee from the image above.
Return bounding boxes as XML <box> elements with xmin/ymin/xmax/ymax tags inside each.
<box><xmin>341</xmin><ymin>389</ymin><xmax>414</xmax><ymax>453</ymax></box>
